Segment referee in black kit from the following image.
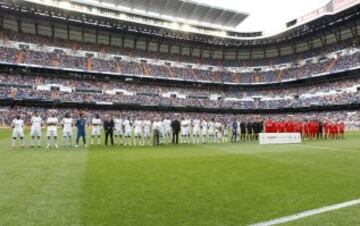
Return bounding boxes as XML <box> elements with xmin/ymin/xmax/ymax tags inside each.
<box><xmin>103</xmin><ymin>115</ymin><xmax>115</xmax><ymax>146</ymax></box>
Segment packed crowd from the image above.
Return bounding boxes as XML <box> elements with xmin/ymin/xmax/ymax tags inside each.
<box><xmin>0</xmin><ymin>31</ymin><xmax>359</xmax><ymax>84</ymax></box>
<box><xmin>5</xmin><ymin>31</ymin><xmax>357</xmax><ymax>67</ymax></box>
<box><xmin>0</xmin><ymin>73</ymin><xmax>359</xmax><ymax>109</ymax></box>
<box><xmin>2</xmin><ymin>73</ymin><xmax>360</xmax><ymax>96</ymax></box>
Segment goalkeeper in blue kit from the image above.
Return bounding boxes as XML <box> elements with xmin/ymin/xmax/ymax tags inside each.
<box><xmin>75</xmin><ymin>113</ymin><xmax>87</xmax><ymax>147</ymax></box>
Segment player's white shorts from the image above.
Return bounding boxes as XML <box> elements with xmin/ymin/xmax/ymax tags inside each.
<box><xmin>63</xmin><ymin>130</ymin><xmax>73</xmax><ymax>137</ymax></box>
<box><xmin>12</xmin><ymin>129</ymin><xmax>24</xmax><ymax>138</ymax></box>
<box><xmin>202</xmin><ymin>130</ymin><xmax>207</xmax><ymax>136</ymax></box>
<box><xmin>208</xmin><ymin>130</ymin><xmax>215</xmax><ymax>136</ymax></box>
<box><xmin>144</xmin><ymin>130</ymin><xmax>151</xmax><ymax>138</ymax></box>
<box><xmin>193</xmin><ymin>128</ymin><xmax>200</xmax><ymax>136</ymax></box>
<box><xmin>165</xmin><ymin>128</ymin><xmax>171</xmax><ymax>136</ymax></box>
<box><xmin>114</xmin><ymin>128</ymin><xmax>123</xmax><ymax>136</ymax></box>
<box><xmin>91</xmin><ymin>127</ymin><xmax>101</xmax><ymax>136</ymax></box>
<box><xmin>134</xmin><ymin>129</ymin><xmax>142</xmax><ymax>137</ymax></box>
<box><xmin>46</xmin><ymin>127</ymin><xmax>58</xmax><ymax>137</ymax></box>
<box><xmin>124</xmin><ymin>129</ymin><xmax>132</xmax><ymax>137</ymax></box>
<box><xmin>30</xmin><ymin>127</ymin><xmax>42</xmax><ymax>137</ymax></box>
<box><xmin>182</xmin><ymin>127</ymin><xmax>189</xmax><ymax>136</ymax></box>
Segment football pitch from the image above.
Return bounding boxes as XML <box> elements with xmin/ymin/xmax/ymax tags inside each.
<box><xmin>0</xmin><ymin>129</ymin><xmax>359</xmax><ymax>226</ymax></box>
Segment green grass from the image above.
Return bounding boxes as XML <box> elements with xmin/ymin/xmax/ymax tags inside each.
<box><xmin>0</xmin><ymin>129</ymin><xmax>360</xmax><ymax>226</ymax></box>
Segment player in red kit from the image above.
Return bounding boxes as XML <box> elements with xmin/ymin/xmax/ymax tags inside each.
<box><xmin>265</xmin><ymin>120</ymin><xmax>275</xmax><ymax>133</ymax></box>
<box><xmin>285</xmin><ymin>121</ymin><xmax>295</xmax><ymax>133</ymax></box>
<box><xmin>294</xmin><ymin>121</ymin><xmax>302</xmax><ymax>135</ymax></box>
<box><xmin>323</xmin><ymin>121</ymin><xmax>330</xmax><ymax>139</ymax></box>
<box><xmin>271</xmin><ymin>120</ymin><xmax>277</xmax><ymax>133</ymax></box>
<box><xmin>338</xmin><ymin>121</ymin><xmax>345</xmax><ymax>139</ymax></box>
<box><xmin>312</xmin><ymin>121</ymin><xmax>319</xmax><ymax>139</ymax></box>
<box><xmin>330</xmin><ymin>122</ymin><xmax>337</xmax><ymax>139</ymax></box>
<box><xmin>309</xmin><ymin>121</ymin><xmax>316</xmax><ymax>139</ymax></box>
<box><xmin>277</xmin><ymin>121</ymin><xmax>286</xmax><ymax>133</ymax></box>
<box><xmin>303</xmin><ymin>121</ymin><xmax>309</xmax><ymax>139</ymax></box>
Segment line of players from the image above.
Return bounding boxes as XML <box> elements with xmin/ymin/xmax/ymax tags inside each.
<box><xmin>11</xmin><ymin>113</ymin><xmax>345</xmax><ymax>149</ymax></box>
<box><xmin>11</xmin><ymin>113</ymin><xmax>239</xmax><ymax>148</ymax></box>
<box><xmin>264</xmin><ymin>120</ymin><xmax>345</xmax><ymax>139</ymax></box>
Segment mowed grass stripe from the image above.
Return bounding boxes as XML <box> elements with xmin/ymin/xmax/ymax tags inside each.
<box><xmin>0</xmin><ymin>129</ymin><xmax>88</xmax><ymax>225</ymax></box>
<box><xmin>80</xmin><ymin>137</ymin><xmax>360</xmax><ymax>226</ymax></box>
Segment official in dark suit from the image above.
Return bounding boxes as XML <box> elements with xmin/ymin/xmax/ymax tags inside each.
<box><xmin>103</xmin><ymin>116</ymin><xmax>115</xmax><ymax>146</ymax></box>
<box><xmin>171</xmin><ymin>117</ymin><xmax>181</xmax><ymax>144</ymax></box>
<box><xmin>240</xmin><ymin>121</ymin><xmax>246</xmax><ymax>142</ymax></box>
<box><xmin>231</xmin><ymin>119</ymin><xmax>238</xmax><ymax>143</ymax></box>
<box><xmin>318</xmin><ymin>121</ymin><xmax>323</xmax><ymax>139</ymax></box>
<box><xmin>246</xmin><ymin>122</ymin><xmax>253</xmax><ymax>141</ymax></box>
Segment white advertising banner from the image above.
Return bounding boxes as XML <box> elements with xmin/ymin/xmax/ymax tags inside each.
<box><xmin>259</xmin><ymin>133</ymin><xmax>302</xmax><ymax>144</ymax></box>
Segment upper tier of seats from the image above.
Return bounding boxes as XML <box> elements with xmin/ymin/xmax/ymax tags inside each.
<box><xmin>0</xmin><ymin>31</ymin><xmax>359</xmax><ymax>84</ymax></box>
<box><xmin>5</xmin><ymin>31</ymin><xmax>357</xmax><ymax>67</ymax></box>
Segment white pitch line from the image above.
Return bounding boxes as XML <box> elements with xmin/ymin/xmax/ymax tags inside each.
<box><xmin>249</xmin><ymin>198</ymin><xmax>360</xmax><ymax>226</ymax></box>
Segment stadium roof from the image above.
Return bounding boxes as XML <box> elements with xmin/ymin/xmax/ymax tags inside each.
<box><xmin>70</xmin><ymin>0</ymin><xmax>249</xmax><ymax>28</ymax></box>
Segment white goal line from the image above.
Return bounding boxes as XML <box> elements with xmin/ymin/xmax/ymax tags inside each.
<box><xmin>249</xmin><ymin>198</ymin><xmax>360</xmax><ymax>226</ymax></box>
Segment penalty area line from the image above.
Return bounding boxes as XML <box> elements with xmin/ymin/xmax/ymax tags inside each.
<box><xmin>248</xmin><ymin>198</ymin><xmax>360</xmax><ymax>226</ymax></box>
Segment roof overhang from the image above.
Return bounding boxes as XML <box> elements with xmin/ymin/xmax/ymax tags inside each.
<box><xmin>17</xmin><ymin>0</ymin><xmax>360</xmax><ymax>42</ymax></box>
<box><xmin>69</xmin><ymin>0</ymin><xmax>249</xmax><ymax>29</ymax></box>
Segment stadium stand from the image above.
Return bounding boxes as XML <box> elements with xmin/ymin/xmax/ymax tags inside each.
<box><xmin>0</xmin><ymin>31</ymin><xmax>359</xmax><ymax>84</ymax></box>
<box><xmin>0</xmin><ymin>0</ymin><xmax>359</xmax><ymax>128</ymax></box>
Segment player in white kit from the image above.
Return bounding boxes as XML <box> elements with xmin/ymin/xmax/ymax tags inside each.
<box><xmin>12</xmin><ymin>115</ymin><xmax>25</xmax><ymax>149</ymax></box>
<box><xmin>143</xmin><ymin>119</ymin><xmax>152</xmax><ymax>146</ymax></box>
<box><xmin>181</xmin><ymin>118</ymin><xmax>190</xmax><ymax>144</ymax></box>
<box><xmin>237</xmin><ymin>121</ymin><xmax>241</xmax><ymax>141</ymax></box>
<box><xmin>62</xmin><ymin>112</ymin><xmax>74</xmax><ymax>147</ymax></box>
<box><xmin>133</xmin><ymin>118</ymin><xmax>143</xmax><ymax>146</ymax></box>
<box><xmin>208</xmin><ymin>119</ymin><xmax>216</xmax><ymax>143</ymax></box>
<box><xmin>91</xmin><ymin>114</ymin><xmax>102</xmax><ymax>145</ymax></box>
<box><xmin>123</xmin><ymin>117</ymin><xmax>132</xmax><ymax>146</ymax></box>
<box><xmin>46</xmin><ymin>113</ymin><xmax>59</xmax><ymax>149</ymax></box>
<box><xmin>114</xmin><ymin>116</ymin><xmax>123</xmax><ymax>145</ymax></box>
<box><xmin>192</xmin><ymin>118</ymin><xmax>201</xmax><ymax>144</ymax></box>
<box><xmin>215</xmin><ymin>121</ymin><xmax>222</xmax><ymax>143</ymax></box>
<box><xmin>159</xmin><ymin>119</ymin><xmax>165</xmax><ymax>144</ymax></box>
<box><xmin>30</xmin><ymin>112</ymin><xmax>43</xmax><ymax>148</ymax></box>
<box><xmin>201</xmin><ymin>119</ymin><xmax>208</xmax><ymax>144</ymax></box>
<box><xmin>162</xmin><ymin>117</ymin><xmax>172</xmax><ymax>144</ymax></box>
<box><xmin>223</xmin><ymin>123</ymin><xmax>229</xmax><ymax>143</ymax></box>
